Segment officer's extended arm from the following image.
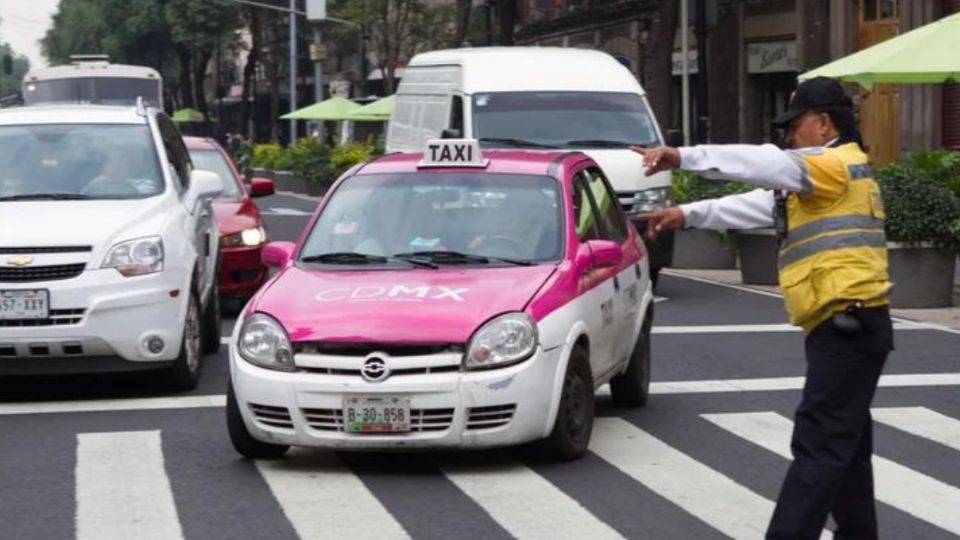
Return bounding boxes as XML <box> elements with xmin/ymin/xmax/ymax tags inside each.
<box><xmin>679</xmin><ymin>144</ymin><xmax>810</xmax><ymax>194</ymax></box>
<box><xmin>681</xmin><ymin>188</ymin><xmax>776</xmax><ymax>230</ymax></box>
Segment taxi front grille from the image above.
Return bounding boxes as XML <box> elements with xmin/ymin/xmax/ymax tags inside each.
<box><xmin>0</xmin><ymin>264</ymin><xmax>86</xmax><ymax>282</ymax></box>
<box><xmin>466</xmin><ymin>404</ymin><xmax>517</xmax><ymax>431</ymax></box>
<box><xmin>302</xmin><ymin>407</ymin><xmax>455</xmax><ymax>433</ymax></box>
<box><xmin>301</xmin><ymin>365</ymin><xmax>460</xmax><ymax>376</ymax></box>
<box><xmin>0</xmin><ymin>309</ymin><xmax>86</xmax><ymax>327</ymax></box>
<box><xmin>249</xmin><ymin>403</ymin><xmax>294</xmax><ymax>430</ymax></box>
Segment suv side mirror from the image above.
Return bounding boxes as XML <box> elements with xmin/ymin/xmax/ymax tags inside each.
<box><xmin>185</xmin><ymin>169</ymin><xmax>223</xmax><ymax>210</ymax></box>
<box><xmin>665</xmin><ymin>129</ymin><xmax>684</xmax><ymax>148</ymax></box>
<box><xmin>441</xmin><ymin>128</ymin><xmax>462</xmax><ymax>139</ymax></box>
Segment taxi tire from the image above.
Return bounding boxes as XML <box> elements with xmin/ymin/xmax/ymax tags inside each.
<box><xmin>226</xmin><ymin>381</ymin><xmax>289</xmax><ymax>459</ymax></box>
<box><xmin>164</xmin><ymin>292</ymin><xmax>202</xmax><ymax>391</ymax></box>
<box><xmin>201</xmin><ymin>278</ymin><xmax>221</xmax><ymax>355</ymax></box>
<box><xmin>532</xmin><ymin>347</ymin><xmax>594</xmax><ymax>461</ymax></box>
<box><xmin>609</xmin><ymin>319</ymin><xmax>652</xmax><ymax>407</ymax></box>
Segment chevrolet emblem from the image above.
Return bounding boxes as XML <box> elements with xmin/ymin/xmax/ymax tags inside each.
<box><xmin>6</xmin><ymin>255</ymin><xmax>34</xmax><ymax>267</ymax></box>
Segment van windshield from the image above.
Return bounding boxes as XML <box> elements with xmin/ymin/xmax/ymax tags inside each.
<box><xmin>23</xmin><ymin>78</ymin><xmax>162</xmax><ymax>107</ymax></box>
<box><xmin>0</xmin><ymin>124</ymin><xmax>164</xmax><ymax>200</ymax></box>
<box><xmin>472</xmin><ymin>91</ymin><xmax>660</xmax><ymax>149</ymax></box>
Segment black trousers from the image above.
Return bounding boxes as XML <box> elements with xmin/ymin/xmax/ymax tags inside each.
<box><xmin>766</xmin><ymin>306</ymin><xmax>894</xmax><ymax>540</ymax></box>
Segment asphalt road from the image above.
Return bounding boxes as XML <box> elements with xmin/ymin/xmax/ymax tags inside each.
<box><xmin>3</xmin><ymin>192</ymin><xmax>959</xmax><ymax>540</ymax></box>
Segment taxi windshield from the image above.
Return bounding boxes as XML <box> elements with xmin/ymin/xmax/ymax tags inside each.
<box><xmin>472</xmin><ymin>91</ymin><xmax>660</xmax><ymax>149</ymax></box>
<box><xmin>0</xmin><ymin>124</ymin><xmax>164</xmax><ymax>200</ymax></box>
<box><xmin>301</xmin><ymin>172</ymin><xmax>563</xmax><ymax>265</ymax></box>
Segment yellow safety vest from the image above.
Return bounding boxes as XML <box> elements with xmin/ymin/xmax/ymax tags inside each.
<box><xmin>778</xmin><ymin>142</ymin><xmax>891</xmax><ymax>332</ymax></box>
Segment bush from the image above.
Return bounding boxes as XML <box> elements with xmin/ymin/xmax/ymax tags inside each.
<box><xmin>899</xmin><ymin>149</ymin><xmax>960</xmax><ymax>196</ymax></box>
<box><xmin>250</xmin><ymin>144</ymin><xmax>288</xmax><ymax>171</ymax></box>
<box><xmin>287</xmin><ymin>138</ymin><xmax>332</xmax><ymax>183</ymax></box>
<box><xmin>331</xmin><ymin>142</ymin><xmax>374</xmax><ymax>177</ymax></box>
<box><xmin>876</xmin><ymin>166</ymin><xmax>960</xmax><ymax>249</ymax></box>
<box><xmin>671</xmin><ymin>169</ymin><xmax>753</xmax><ymax>204</ymax></box>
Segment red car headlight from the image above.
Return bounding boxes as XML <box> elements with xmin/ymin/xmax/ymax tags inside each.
<box><xmin>222</xmin><ymin>226</ymin><xmax>267</xmax><ymax>247</ymax></box>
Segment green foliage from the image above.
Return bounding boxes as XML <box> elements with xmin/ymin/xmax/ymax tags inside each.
<box><xmin>671</xmin><ymin>169</ymin><xmax>753</xmax><ymax>204</ymax></box>
<box><xmin>287</xmin><ymin>138</ymin><xmax>332</xmax><ymax>183</ymax></box>
<box><xmin>876</xmin><ymin>166</ymin><xmax>960</xmax><ymax>249</ymax></box>
<box><xmin>331</xmin><ymin>142</ymin><xmax>374</xmax><ymax>177</ymax></box>
<box><xmin>0</xmin><ymin>41</ymin><xmax>30</xmax><ymax>96</ymax></box>
<box><xmin>898</xmin><ymin>149</ymin><xmax>960</xmax><ymax>197</ymax></box>
<box><xmin>249</xmin><ymin>139</ymin><xmax>379</xmax><ymax>186</ymax></box>
<box><xmin>250</xmin><ymin>143</ymin><xmax>285</xmax><ymax>171</ymax></box>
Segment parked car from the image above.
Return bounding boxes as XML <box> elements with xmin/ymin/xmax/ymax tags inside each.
<box><xmin>0</xmin><ymin>103</ymin><xmax>222</xmax><ymax>389</ymax></box>
<box><xmin>184</xmin><ymin>137</ymin><xmax>274</xmax><ymax>307</ymax></box>
<box><xmin>227</xmin><ymin>139</ymin><xmax>654</xmax><ymax>461</ymax></box>
<box><xmin>386</xmin><ymin>47</ymin><xmax>677</xmax><ymax>286</ymax></box>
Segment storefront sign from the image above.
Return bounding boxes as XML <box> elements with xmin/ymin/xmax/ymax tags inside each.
<box><xmin>671</xmin><ymin>51</ymin><xmax>699</xmax><ymax>76</ymax></box>
<box><xmin>747</xmin><ymin>40</ymin><xmax>798</xmax><ymax>74</ymax></box>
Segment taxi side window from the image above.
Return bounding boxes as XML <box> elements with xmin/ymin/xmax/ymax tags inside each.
<box><xmin>573</xmin><ymin>173</ymin><xmax>601</xmax><ymax>242</ymax></box>
<box><xmin>585</xmin><ymin>167</ymin><xmax>628</xmax><ymax>243</ymax></box>
<box><xmin>157</xmin><ymin>115</ymin><xmax>191</xmax><ymax>191</ymax></box>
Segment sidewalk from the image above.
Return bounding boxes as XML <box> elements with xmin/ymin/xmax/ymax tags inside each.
<box><xmin>664</xmin><ymin>268</ymin><xmax>960</xmax><ymax>331</ymax></box>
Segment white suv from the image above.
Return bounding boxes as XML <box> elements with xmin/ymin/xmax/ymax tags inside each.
<box><xmin>0</xmin><ymin>104</ymin><xmax>223</xmax><ymax>389</ymax></box>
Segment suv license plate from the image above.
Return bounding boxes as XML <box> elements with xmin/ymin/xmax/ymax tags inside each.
<box><xmin>0</xmin><ymin>290</ymin><xmax>49</xmax><ymax>320</ymax></box>
<box><xmin>343</xmin><ymin>396</ymin><xmax>411</xmax><ymax>433</ymax></box>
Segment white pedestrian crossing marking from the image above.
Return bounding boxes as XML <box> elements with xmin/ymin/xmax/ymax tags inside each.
<box><xmin>703</xmin><ymin>412</ymin><xmax>960</xmax><ymax>536</ymax></box>
<box><xmin>261</xmin><ymin>207</ymin><xmax>311</xmax><ymax>216</ymax></box>
<box><xmin>589</xmin><ymin>417</ymin><xmax>785</xmax><ymax>539</ymax></box>
<box><xmin>256</xmin><ymin>450</ymin><xmax>409</xmax><ymax>539</ymax></box>
<box><xmin>442</xmin><ymin>462</ymin><xmax>624</xmax><ymax>540</ymax></box>
<box><xmin>75</xmin><ymin>430</ymin><xmax>183</xmax><ymax>540</ymax></box>
<box><xmin>873</xmin><ymin>407</ymin><xmax>960</xmax><ymax>452</ymax></box>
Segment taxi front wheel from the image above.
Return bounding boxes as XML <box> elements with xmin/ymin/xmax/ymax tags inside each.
<box><xmin>530</xmin><ymin>346</ymin><xmax>594</xmax><ymax>461</ymax></box>
<box><xmin>226</xmin><ymin>381</ymin><xmax>289</xmax><ymax>460</ymax></box>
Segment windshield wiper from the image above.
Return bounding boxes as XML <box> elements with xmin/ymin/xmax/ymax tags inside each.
<box><xmin>0</xmin><ymin>193</ymin><xmax>97</xmax><ymax>201</ymax></box>
<box><xmin>301</xmin><ymin>252</ymin><xmax>388</xmax><ymax>264</ymax></box>
<box><xmin>393</xmin><ymin>250</ymin><xmax>537</xmax><ymax>266</ymax></box>
<box><xmin>563</xmin><ymin>139</ymin><xmax>641</xmax><ymax>149</ymax></box>
<box><xmin>478</xmin><ymin>137</ymin><xmax>554</xmax><ymax>149</ymax></box>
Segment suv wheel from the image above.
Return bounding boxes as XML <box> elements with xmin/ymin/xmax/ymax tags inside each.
<box><xmin>201</xmin><ymin>277</ymin><xmax>222</xmax><ymax>355</ymax></box>
<box><xmin>164</xmin><ymin>292</ymin><xmax>202</xmax><ymax>391</ymax></box>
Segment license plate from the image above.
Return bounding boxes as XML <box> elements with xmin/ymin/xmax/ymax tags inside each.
<box><xmin>0</xmin><ymin>290</ymin><xmax>49</xmax><ymax>320</ymax></box>
<box><xmin>343</xmin><ymin>396</ymin><xmax>411</xmax><ymax>433</ymax></box>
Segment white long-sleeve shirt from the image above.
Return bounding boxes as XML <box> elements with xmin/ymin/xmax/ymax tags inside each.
<box><xmin>677</xmin><ymin>144</ymin><xmax>813</xmax><ymax>231</ymax></box>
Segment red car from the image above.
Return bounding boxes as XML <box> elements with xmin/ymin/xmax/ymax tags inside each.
<box><xmin>184</xmin><ymin>137</ymin><xmax>275</xmax><ymax>305</ymax></box>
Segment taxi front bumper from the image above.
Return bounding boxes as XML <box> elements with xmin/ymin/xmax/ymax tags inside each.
<box><xmin>230</xmin><ymin>343</ymin><xmax>566</xmax><ymax>450</ymax></box>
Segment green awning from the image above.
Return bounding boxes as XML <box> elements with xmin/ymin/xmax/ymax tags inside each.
<box><xmin>171</xmin><ymin>108</ymin><xmax>208</xmax><ymax>123</ymax></box>
<box><xmin>344</xmin><ymin>94</ymin><xmax>396</xmax><ymax>122</ymax></box>
<box><xmin>800</xmin><ymin>11</ymin><xmax>960</xmax><ymax>89</ymax></box>
<box><xmin>280</xmin><ymin>97</ymin><xmax>361</xmax><ymax>120</ymax></box>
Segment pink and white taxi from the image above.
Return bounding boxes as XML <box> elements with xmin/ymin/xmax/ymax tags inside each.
<box><xmin>227</xmin><ymin>139</ymin><xmax>654</xmax><ymax>460</ymax></box>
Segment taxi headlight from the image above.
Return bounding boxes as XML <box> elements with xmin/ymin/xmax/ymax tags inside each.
<box><xmin>465</xmin><ymin>313</ymin><xmax>538</xmax><ymax>370</ymax></box>
<box><xmin>102</xmin><ymin>236</ymin><xmax>164</xmax><ymax>277</ymax></box>
<box><xmin>631</xmin><ymin>187</ymin><xmax>673</xmax><ymax>213</ymax></box>
<box><xmin>222</xmin><ymin>226</ymin><xmax>267</xmax><ymax>247</ymax></box>
<box><xmin>238</xmin><ymin>313</ymin><xmax>296</xmax><ymax>372</ymax></box>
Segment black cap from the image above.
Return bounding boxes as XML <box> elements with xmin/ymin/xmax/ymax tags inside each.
<box><xmin>773</xmin><ymin>77</ymin><xmax>854</xmax><ymax>128</ymax></box>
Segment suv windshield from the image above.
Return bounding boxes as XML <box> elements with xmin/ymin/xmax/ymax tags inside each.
<box><xmin>0</xmin><ymin>124</ymin><xmax>164</xmax><ymax>200</ymax></box>
<box><xmin>473</xmin><ymin>91</ymin><xmax>660</xmax><ymax>149</ymax></box>
<box><xmin>301</xmin><ymin>172</ymin><xmax>563</xmax><ymax>265</ymax></box>
<box><xmin>188</xmin><ymin>149</ymin><xmax>242</xmax><ymax>198</ymax></box>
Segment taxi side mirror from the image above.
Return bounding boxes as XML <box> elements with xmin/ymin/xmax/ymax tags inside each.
<box><xmin>262</xmin><ymin>241</ymin><xmax>296</xmax><ymax>268</ymax></box>
<box><xmin>586</xmin><ymin>240</ymin><xmax>623</xmax><ymax>269</ymax></box>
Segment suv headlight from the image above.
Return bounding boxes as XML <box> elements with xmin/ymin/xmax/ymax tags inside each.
<box><xmin>630</xmin><ymin>187</ymin><xmax>673</xmax><ymax>213</ymax></box>
<box><xmin>238</xmin><ymin>313</ymin><xmax>295</xmax><ymax>372</ymax></box>
<box><xmin>465</xmin><ymin>313</ymin><xmax>538</xmax><ymax>370</ymax></box>
<box><xmin>222</xmin><ymin>226</ymin><xmax>267</xmax><ymax>247</ymax></box>
<box><xmin>102</xmin><ymin>236</ymin><xmax>164</xmax><ymax>277</ymax></box>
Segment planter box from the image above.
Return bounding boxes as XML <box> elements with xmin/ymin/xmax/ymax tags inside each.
<box><xmin>288</xmin><ymin>175</ymin><xmax>308</xmax><ymax>194</ymax></box>
<box><xmin>737</xmin><ymin>228</ymin><xmax>779</xmax><ymax>286</ymax></box>
<box><xmin>887</xmin><ymin>244</ymin><xmax>956</xmax><ymax>308</ymax></box>
<box><xmin>306</xmin><ymin>180</ymin><xmax>327</xmax><ymax>197</ymax></box>
<box><xmin>273</xmin><ymin>170</ymin><xmax>293</xmax><ymax>191</ymax></box>
<box><xmin>672</xmin><ymin>229</ymin><xmax>737</xmax><ymax>269</ymax></box>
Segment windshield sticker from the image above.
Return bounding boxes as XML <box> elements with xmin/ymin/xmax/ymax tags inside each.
<box><xmin>315</xmin><ymin>285</ymin><xmax>468</xmax><ymax>303</ymax></box>
<box><xmin>333</xmin><ymin>221</ymin><xmax>359</xmax><ymax>235</ymax></box>
<box><xmin>475</xmin><ymin>95</ymin><xmax>489</xmax><ymax>107</ymax></box>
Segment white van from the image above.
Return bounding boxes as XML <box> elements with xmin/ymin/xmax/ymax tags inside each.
<box><xmin>22</xmin><ymin>55</ymin><xmax>164</xmax><ymax>108</ymax></box>
<box><xmin>386</xmin><ymin>47</ymin><xmax>676</xmax><ymax>283</ymax></box>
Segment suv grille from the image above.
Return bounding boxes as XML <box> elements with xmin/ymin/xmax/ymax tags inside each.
<box><xmin>0</xmin><ymin>246</ymin><xmax>92</xmax><ymax>254</ymax></box>
<box><xmin>0</xmin><ymin>264</ymin><xmax>85</xmax><ymax>282</ymax></box>
<box><xmin>0</xmin><ymin>309</ymin><xmax>86</xmax><ymax>327</ymax></box>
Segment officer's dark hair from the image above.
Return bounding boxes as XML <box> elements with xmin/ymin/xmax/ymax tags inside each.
<box><xmin>813</xmin><ymin>105</ymin><xmax>863</xmax><ymax>149</ymax></box>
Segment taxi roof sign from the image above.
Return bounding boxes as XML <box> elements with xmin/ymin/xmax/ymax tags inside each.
<box><xmin>418</xmin><ymin>139</ymin><xmax>489</xmax><ymax>168</ymax></box>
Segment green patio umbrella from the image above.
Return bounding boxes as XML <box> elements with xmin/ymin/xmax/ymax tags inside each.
<box><xmin>171</xmin><ymin>108</ymin><xmax>209</xmax><ymax>123</ymax></box>
<box><xmin>800</xmin><ymin>11</ymin><xmax>960</xmax><ymax>89</ymax></box>
<box><xmin>280</xmin><ymin>97</ymin><xmax>361</xmax><ymax>120</ymax></box>
<box><xmin>344</xmin><ymin>94</ymin><xmax>396</xmax><ymax>122</ymax></box>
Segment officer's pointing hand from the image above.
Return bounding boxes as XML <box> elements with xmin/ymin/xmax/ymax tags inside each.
<box><xmin>631</xmin><ymin>146</ymin><xmax>681</xmax><ymax>176</ymax></box>
<box><xmin>635</xmin><ymin>208</ymin><xmax>685</xmax><ymax>242</ymax></box>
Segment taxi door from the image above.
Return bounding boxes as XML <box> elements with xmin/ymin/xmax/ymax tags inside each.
<box><xmin>572</xmin><ymin>171</ymin><xmax>620</xmax><ymax>378</ymax></box>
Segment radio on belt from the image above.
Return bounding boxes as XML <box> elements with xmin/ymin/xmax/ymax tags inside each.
<box><xmin>418</xmin><ymin>139</ymin><xmax>489</xmax><ymax>168</ymax></box>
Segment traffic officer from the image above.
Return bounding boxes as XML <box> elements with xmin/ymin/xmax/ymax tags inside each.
<box><xmin>633</xmin><ymin>77</ymin><xmax>894</xmax><ymax>540</ymax></box>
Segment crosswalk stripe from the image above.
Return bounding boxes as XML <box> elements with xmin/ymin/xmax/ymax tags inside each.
<box><xmin>76</xmin><ymin>430</ymin><xmax>183</xmax><ymax>540</ymax></box>
<box><xmin>873</xmin><ymin>407</ymin><xmax>960</xmax><ymax>452</ymax></box>
<box><xmin>442</xmin><ymin>462</ymin><xmax>625</xmax><ymax>540</ymax></box>
<box><xmin>589</xmin><ymin>417</ymin><xmax>785</xmax><ymax>539</ymax></box>
<box><xmin>256</xmin><ymin>449</ymin><xmax>410</xmax><ymax>539</ymax></box>
<box><xmin>703</xmin><ymin>412</ymin><xmax>960</xmax><ymax>536</ymax></box>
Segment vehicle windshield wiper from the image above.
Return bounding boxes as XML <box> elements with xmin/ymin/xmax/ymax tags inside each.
<box><xmin>393</xmin><ymin>250</ymin><xmax>537</xmax><ymax>266</ymax></box>
<box><xmin>300</xmin><ymin>252</ymin><xmax>389</xmax><ymax>264</ymax></box>
<box><xmin>478</xmin><ymin>137</ymin><xmax>554</xmax><ymax>149</ymax></box>
<box><xmin>0</xmin><ymin>193</ymin><xmax>97</xmax><ymax>201</ymax></box>
<box><xmin>563</xmin><ymin>139</ymin><xmax>640</xmax><ymax>148</ymax></box>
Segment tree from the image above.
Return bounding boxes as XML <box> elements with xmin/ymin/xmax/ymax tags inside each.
<box><xmin>0</xmin><ymin>41</ymin><xmax>31</xmax><ymax>99</ymax></box>
<box><xmin>451</xmin><ymin>0</ymin><xmax>473</xmax><ymax>48</ymax></box>
<box><xmin>333</xmin><ymin>0</ymin><xmax>455</xmax><ymax>94</ymax></box>
<box><xmin>497</xmin><ymin>0</ymin><xmax>517</xmax><ymax>46</ymax></box>
<box><xmin>642</xmin><ymin>0</ymin><xmax>680</xmax><ymax>130</ymax></box>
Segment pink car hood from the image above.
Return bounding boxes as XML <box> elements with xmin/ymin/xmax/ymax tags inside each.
<box><xmin>255</xmin><ymin>265</ymin><xmax>557</xmax><ymax>343</ymax></box>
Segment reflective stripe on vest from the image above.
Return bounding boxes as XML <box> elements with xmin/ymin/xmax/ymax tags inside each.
<box><xmin>782</xmin><ymin>214</ymin><xmax>885</xmax><ymax>250</ymax></box>
<box><xmin>779</xmin><ymin>230</ymin><xmax>887</xmax><ymax>269</ymax></box>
